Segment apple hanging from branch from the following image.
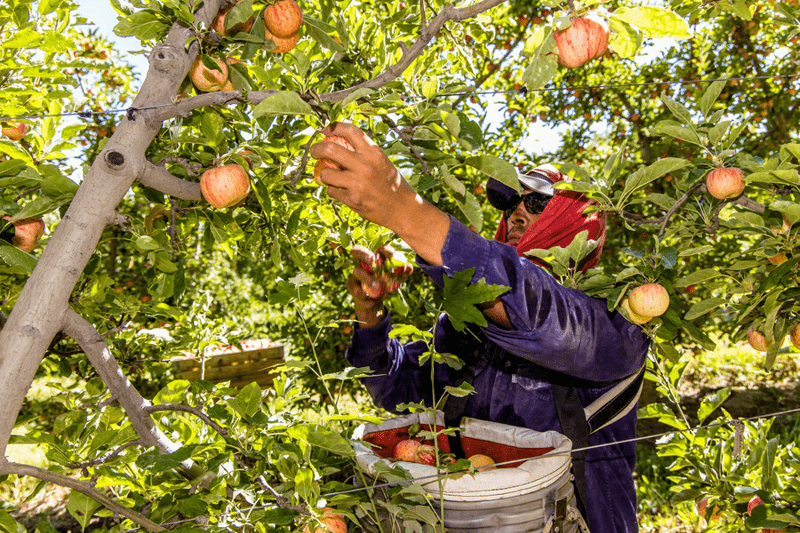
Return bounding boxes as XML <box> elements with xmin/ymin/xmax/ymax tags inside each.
<box><xmin>189</xmin><ymin>55</ymin><xmax>230</xmax><ymax>92</ymax></box>
<box><xmin>264</xmin><ymin>0</ymin><xmax>303</xmax><ymax>38</ymax></box>
<box><xmin>629</xmin><ymin>283</ymin><xmax>670</xmax><ymax>318</ymax></box>
<box><xmin>312</xmin><ymin>134</ymin><xmax>355</xmax><ymax>184</ymax></box>
<box><xmin>553</xmin><ymin>17</ymin><xmax>609</xmax><ymax>69</ymax></box>
<box><xmin>3</xmin><ymin>216</ymin><xmax>45</xmax><ymax>252</ymax></box>
<box><xmin>200</xmin><ymin>163</ymin><xmax>251</xmax><ymax>208</ymax></box>
<box><xmin>212</xmin><ymin>0</ymin><xmax>255</xmax><ymax>36</ymax></box>
<box><xmin>706</xmin><ymin>167</ymin><xmax>745</xmax><ymax>200</ymax></box>
<box><xmin>747</xmin><ymin>327</ymin><xmax>774</xmax><ymax>352</ymax></box>
<box><xmin>2</xmin><ymin>123</ymin><xmax>27</xmax><ymax>141</ymax></box>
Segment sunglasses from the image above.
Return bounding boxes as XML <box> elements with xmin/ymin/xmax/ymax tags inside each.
<box><xmin>503</xmin><ymin>191</ymin><xmax>552</xmax><ymax>220</ymax></box>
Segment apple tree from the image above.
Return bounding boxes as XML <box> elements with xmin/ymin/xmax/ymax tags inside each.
<box><xmin>0</xmin><ymin>0</ymin><xmax>799</xmax><ymax>531</ymax></box>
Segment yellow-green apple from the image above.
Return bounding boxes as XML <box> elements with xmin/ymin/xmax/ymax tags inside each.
<box><xmin>414</xmin><ymin>444</ymin><xmax>436</xmax><ymax>466</ymax></box>
<box><xmin>629</xmin><ymin>283</ymin><xmax>669</xmax><ymax>317</ymax></box>
<box><xmin>264</xmin><ymin>0</ymin><xmax>303</xmax><ymax>38</ymax></box>
<box><xmin>392</xmin><ymin>439</ymin><xmax>421</xmax><ymax>462</ymax></box>
<box><xmin>2</xmin><ymin>123</ymin><xmax>27</xmax><ymax>141</ymax></box>
<box><xmin>467</xmin><ymin>454</ymin><xmax>496</xmax><ymax>471</ymax></box>
<box><xmin>312</xmin><ymin>134</ymin><xmax>355</xmax><ymax>184</ymax></box>
<box><xmin>553</xmin><ymin>17</ymin><xmax>609</xmax><ymax>69</ymax></box>
<box><xmin>200</xmin><ymin>164</ymin><xmax>250</xmax><ymax>208</ymax></box>
<box><xmin>189</xmin><ymin>55</ymin><xmax>229</xmax><ymax>92</ymax></box>
<box><xmin>212</xmin><ymin>1</ymin><xmax>255</xmax><ymax>35</ymax></box>
<box><xmin>3</xmin><ymin>216</ymin><xmax>45</xmax><ymax>252</ymax></box>
<box><xmin>706</xmin><ymin>167</ymin><xmax>745</xmax><ymax>200</ymax></box>
<box><xmin>620</xmin><ymin>298</ymin><xmax>652</xmax><ymax>325</ymax></box>
<box><xmin>264</xmin><ymin>27</ymin><xmax>299</xmax><ymax>53</ymax></box>
<box><xmin>696</xmin><ymin>497</ymin><xmax>721</xmax><ymax>522</ymax></box>
<box><xmin>747</xmin><ymin>327</ymin><xmax>773</xmax><ymax>352</ymax></box>
<box><xmin>304</xmin><ymin>507</ymin><xmax>346</xmax><ymax>533</ymax></box>
<box><xmin>791</xmin><ymin>324</ymin><xmax>800</xmax><ymax>350</ymax></box>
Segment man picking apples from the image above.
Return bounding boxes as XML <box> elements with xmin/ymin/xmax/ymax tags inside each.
<box><xmin>311</xmin><ymin>123</ymin><xmax>649</xmax><ymax>533</ymax></box>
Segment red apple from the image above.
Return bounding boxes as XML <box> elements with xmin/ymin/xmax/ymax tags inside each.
<box><xmin>2</xmin><ymin>123</ymin><xmax>27</xmax><ymax>141</ymax></box>
<box><xmin>265</xmin><ymin>27</ymin><xmax>299</xmax><ymax>53</ymax></box>
<box><xmin>747</xmin><ymin>327</ymin><xmax>773</xmax><ymax>352</ymax></box>
<box><xmin>304</xmin><ymin>507</ymin><xmax>346</xmax><ymax>533</ymax></box>
<box><xmin>264</xmin><ymin>0</ymin><xmax>303</xmax><ymax>38</ymax></box>
<box><xmin>3</xmin><ymin>216</ymin><xmax>45</xmax><ymax>252</ymax></box>
<box><xmin>629</xmin><ymin>283</ymin><xmax>669</xmax><ymax>317</ymax></box>
<box><xmin>768</xmin><ymin>252</ymin><xmax>788</xmax><ymax>265</ymax></box>
<box><xmin>790</xmin><ymin>324</ymin><xmax>800</xmax><ymax>350</ymax></box>
<box><xmin>200</xmin><ymin>164</ymin><xmax>250</xmax><ymax>208</ymax></box>
<box><xmin>189</xmin><ymin>55</ymin><xmax>229</xmax><ymax>92</ymax></box>
<box><xmin>553</xmin><ymin>17</ymin><xmax>609</xmax><ymax>69</ymax></box>
<box><xmin>392</xmin><ymin>439</ymin><xmax>421</xmax><ymax>462</ymax></box>
<box><xmin>748</xmin><ymin>495</ymin><xmax>765</xmax><ymax>515</ymax></box>
<box><xmin>212</xmin><ymin>0</ymin><xmax>255</xmax><ymax>35</ymax></box>
<box><xmin>414</xmin><ymin>444</ymin><xmax>436</xmax><ymax>466</ymax></box>
<box><xmin>312</xmin><ymin>135</ymin><xmax>355</xmax><ymax>184</ymax></box>
<box><xmin>706</xmin><ymin>167</ymin><xmax>745</xmax><ymax>200</ymax></box>
<box><xmin>696</xmin><ymin>497</ymin><xmax>721</xmax><ymax>522</ymax></box>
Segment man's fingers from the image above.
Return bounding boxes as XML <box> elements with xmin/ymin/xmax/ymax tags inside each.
<box><xmin>322</xmin><ymin>122</ymin><xmax>376</xmax><ymax>153</ymax></box>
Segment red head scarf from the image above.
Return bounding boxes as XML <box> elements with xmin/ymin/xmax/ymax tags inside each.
<box><xmin>493</xmin><ymin>165</ymin><xmax>606</xmax><ymax>272</ymax></box>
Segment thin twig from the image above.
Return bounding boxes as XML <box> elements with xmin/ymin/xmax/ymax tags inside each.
<box><xmin>66</xmin><ymin>440</ymin><xmax>142</xmax><ymax>470</ymax></box>
<box><xmin>144</xmin><ymin>404</ymin><xmax>229</xmax><ymax>437</ymax></box>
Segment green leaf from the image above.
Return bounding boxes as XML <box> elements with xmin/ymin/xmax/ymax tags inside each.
<box><xmin>0</xmin><ymin>243</ymin><xmax>37</xmax><ymax>272</ymax></box>
<box><xmin>113</xmin><ymin>10</ymin><xmax>170</xmax><ymax>41</ymax></box>
<box><xmin>454</xmin><ymin>190</ymin><xmax>483</xmax><ymax>233</ymax></box>
<box><xmin>304</xmin><ymin>15</ymin><xmax>345</xmax><ymax>52</ymax></box>
<box><xmin>0</xmin><ymin>511</ymin><xmax>26</xmax><ymax>533</ymax></box>
<box><xmin>235</xmin><ymin>381</ymin><xmax>263</xmax><ymax>417</ymax></box>
<box><xmin>611</xmin><ymin>7</ymin><xmax>691</xmax><ymax>39</ymax></box>
<box><xmin>441</xmin><ymin>269</ymin><xmax>509</xmax><ymax>331</ymax></box>
<box><xmin>521</xmin><ymin>27</ymin><xmax>558</xmax><ymax>89</ymax></box>
<box><xmin>685</xmin><ymin>298</ymin><xmax>728</xmax><ymax>320</ymax></box>
<box><xmin>674</xmin><ymin>268</ymin><xmax>721</xmax><ymax>287</ymax></box>
<box><xmin>699</xmin><ymin>80</ymin><xmax>727</xmax><ymax>118</ymax></box>
<box><xmin>697</xmin><ymin>388</ymin><xmax>730</xmax><ymax>423</ymax></box>
<box><xmin>607</xmin><ymin>17</ymin><xmax>642</xmax><ymax>59</ymax></box>
<box><xmin>2</xmin><ymin>29</ymin><xmax>42</xmax><ymax>49</ymax></box>
<box><xmin>306</xmin><ymin>426</ymin><xmax>355</xmax><ymax>456</ymax></box>
<box><xmin>134</xmin><ymin>235</ymin><xmax>161</xmax><ymax>252</ymax></box>
<box><xmin>66</xmin><ymin>492</ymin><xmax>102</xmax><ymax>531</ymax></box>
<box><xmin>252</xmin><ymin>91</ymin><xmax>314</xmax><ymax>117</ymax></box>
<box><xmin>465</xmin><ymin>155</ymin><xmax>518</xmax><ymax>191</ymax></box>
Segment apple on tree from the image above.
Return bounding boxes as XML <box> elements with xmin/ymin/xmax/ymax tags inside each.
<box><xmin>1</xmin><ymin>123</ymin><xmax>27</xmax><ymax>141</ymax></box>
<box><xmin>189</xmin><ymin>55</ymin><xmax>230</xmax><ymax>92</ymax></box>
<box><xmin>696</xmin><ymin>496</ymin><xmax>721</xmax><ymax>522</ymax></box>
<box><xmin>747</xmin><ymin>327</ymin><xmax>776</xmax><ymax>352</ymax></box>
<box><xmin>200</xmin><ymin>163</ymin><xmax>251</xmax><ymax>208</ymax></box>
<box><xmin>212</xmin><ymin>0</ymin><xmax>255</xmax><ymax>36</ymax></box>
<box><xmin>264</xmin><ymin>0</ymin><xmax>303</xmax><ymax>38</ymax></box>
<box><xmin>312</xmin><ymin>134</ymin><xmax>355</xmax><ymax>183</ymax></box>
<box><xmin>706</xmin><ymin>167</ymin><xmax>745</xmax><ymax>200</ymax></box>
<box><xmin>553</xmin><ymin>16</ymin><xmax>609</xmax><ymax>69</ymax></box>
<box><xmin>790</xmin><ymin>324</ymin><xmax>800</xmax><ymax>350</ymax></box>
<box><xmin>628</xmin><ymin>283</ymin><xmax>670</xmax><ymax>318</ymax></box>
<box><xmin>620</xmin><ymin>298</ymin><xmax>652</xmax><ymax>325</ymax></box>
<box><xmin>3</xmin><ymin>216</ymin><xmax>45</xmax><ymax>252</ymax></box>
<box><xmin>303</xmin><ymin>507</ymin><xmax>346</xmax><ymax>533</ymax></box>
<box><xmin>747</xmin><ymin>496</ymin><xmax>788</xmax><ymax>533</ymax></box>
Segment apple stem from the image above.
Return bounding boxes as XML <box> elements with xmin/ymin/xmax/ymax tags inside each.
<box><xmin>566</xmin><ymin>0</ymin><xmax>577</xmax><ymax>17</ymax></box>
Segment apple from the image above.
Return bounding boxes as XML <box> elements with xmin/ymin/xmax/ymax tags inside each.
<box><xmin>3</xmin><ymin>216</ymin><xmax>45</xmax><ymax>252</ymax></box>
<box><xmin>264</xmin><ymin>0</ymin><xmax>303</xmax><ymax>38</ymax></box>
<box><xmin>790</xmin><ymin>324</ymin><xmax>800</xmax><ymax>350</ymax></box>
<box><xmin>747</xmin><ymin>327</ymin><xmax>773</xmax><ymax>352</ymax></box>
<box><xmin>553</xmin><ymin>17</ymin><xmax>609</xmax><ymax>69</ymax></box>
<box><xmin>313</xmin><ymin>135</ymin><xmax>355</xmax><ymax>184</ymax></box>
<box><xmin>467</xmin><ymin>453</ymin><xmax>496</xmax><ymax>471</ymax></box>
<box><xmin>393</xmin><ymin>439</ymin><xmax>421</xmax><ymax>462</ymax></box>
<box><xmin>748</xmin><ymin>496</ymin><xmax>787</xmax><ymax>533</ymax></box>
<box><xmin>706</xmin><ymin>167</ymin><xmax>745</xmax><ymax>200</ymax></box>
<box><xmin>200</xmin><ymin>164</ymin><xmax>251</xmax><ymax>208</ymax></box>
<box><xmin>265</xmin><ymin>27</ymin><xmax>299</xmax><ymax>53</ymax></box>
<box><xmin>620</xmin><ymin>298</ymin><xmax>652</xmax><ymax>325</ymax></box>
<box><xmin>414</xmin><ymin>444</ymin><xmax>436</xmax><ymax>466</ymax></box>
<box><xmin>696</xmin><ymin>497</ymin><xmax>721</xmax><ymax>522</ymax></box>
<box><xmin>304</xmin><ymin>507</ymin><xmax>346</xmax><ymax>533</ymax></box>
<box><xmin>768</xmin><ymin>252</ymin><xmax>788</xmax><ymax>265</ymax></box>
<box><xmin>2</xmin><ymin>123</ymin><xmax>27</xmax><ymax>141</ymax></box>
<box><xmin>189</xmin><ymin>55</ymin><xmax>229</xmax><ymax>92</ymax></box>
<box><xmin>629</xmin><ymin>283</ymin><xmax>669</xmax><ymax>317</ymax></box>
<box><xmin>212</xmin><ymin>0</ymin><xmax>255</xmax><ymax>35</ymax></box>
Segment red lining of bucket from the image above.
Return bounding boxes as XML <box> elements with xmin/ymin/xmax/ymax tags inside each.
<box><xmin>361</xmin><ymin>426</ymin><xmax>554</xmax><ymax>468</ymax></box>
<box><xmin>460</xmin><ymin>436</ymin><xmax>554</xmax><ymax>468</ymax></box>
<box><xmin>361</xmin><ymin>424</ymin><xmax>451</xmax><ymax>459</ymax></box>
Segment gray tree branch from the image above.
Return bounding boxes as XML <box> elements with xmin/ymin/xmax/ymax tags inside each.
<box><xmin>139</xmin><ymin>161</ymin><xmax>203</xmax><ymax>201</ymax></box>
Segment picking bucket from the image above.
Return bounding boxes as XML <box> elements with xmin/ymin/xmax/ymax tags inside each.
<box><xmin>353</xmin><ymin>411</ymin><xmax>589</xmax><ymax>532</ymax></box>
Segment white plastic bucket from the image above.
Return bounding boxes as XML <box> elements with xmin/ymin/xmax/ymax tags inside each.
<box><xmin>353</xmin><ymin>411</ymin><xmax>588</xmax><ymax>532</ymax></box>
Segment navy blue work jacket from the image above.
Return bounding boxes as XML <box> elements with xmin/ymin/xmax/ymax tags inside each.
<box><xmin>346</xmin><ymin>217</ymin><xmax>650</xmax><ymax>533</ymax></box>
